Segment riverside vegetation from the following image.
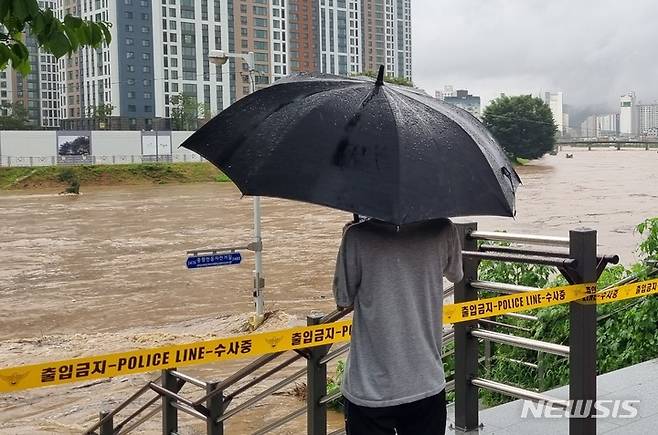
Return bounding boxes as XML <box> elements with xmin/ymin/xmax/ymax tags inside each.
<box><xmin>0</xmin><ymin>162</ymin><xmax>230</xmax><ymax>190</ymax></box>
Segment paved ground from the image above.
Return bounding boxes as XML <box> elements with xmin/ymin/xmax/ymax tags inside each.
<box><xmin>446</xmin><ymin>358</ymin><xmax>658</xmax><ymax>434</ymax></box>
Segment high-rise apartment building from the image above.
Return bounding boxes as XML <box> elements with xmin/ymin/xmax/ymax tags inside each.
<box><xmin>543</xmin><ymin>92</ymin><xmax>564</xmax><ymax>136</ymax></box>
<box><xmin>619</xmin><ymin>92</ymin><xmax>639</xmax><ymax>137</ymax></box>
<box><xmin>318</xmin><ymin>0</ymin><xmax>359</xmax><ymax>75</ymax></box>
<box><xmin>152</xmin><ymin>0</ymin><xmax>230</xmax><ymax>118</ymax></box>
<box><xmin>0</xmin><ymin>0</ymin><xmax>61</xmax><ymax>128</ymax></box>
<box><xmin>360</xmin><ymin>0</ymin><xmax>410</xmax><ymax>79</ymax></box>
<box><xmin>638</xmin><ymin>103</ymin><xmax>658</xmax><ymax>135</ymax></box>
<box><xmin>595</xmin><ymin>113</ymin><xmax>619</xmax><ymax>137</ymax></box>
<box><xmin>287</xmin><ymin>0</ymin><xmax>319</xmax><ymax>73</ymax></box>
<box><xmin>5</xmin><ymin>0</ymin><xmax>412</xmax><ymax>129</ymax></box>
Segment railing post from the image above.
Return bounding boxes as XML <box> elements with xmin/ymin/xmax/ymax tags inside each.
<box><xmin>306</xmin><ymin>313</ymin><xmax>329</xmax><ymax>435</ymax></box>
<box><xmin>568</xmin><ymin>229</ymin><xmax>597</xmax><ymax>435</ymax></box>
<box><xmin>206</xmin><ymin>381</ymin><xmax>224</xmax><ymax>435</ymax></box>
<box><xmin>162</xmin><ymin>369</ymin><xmax>178</xmax><ymax>435</ymax></box>
<box><xmin>99</xmin><ymin>410</ymin><xmax>113</xmax><ymax>435</ymax></box>
<box><xmin>454</xmin><ymin>222</ymin><xmax>480</xmax><ymax>432</ymax></box>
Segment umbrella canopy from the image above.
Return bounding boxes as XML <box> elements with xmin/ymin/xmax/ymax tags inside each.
<box><xmin>181</xmin><ymin>67</ymin><xmax>521</xmax><ymax>225</ymax></box>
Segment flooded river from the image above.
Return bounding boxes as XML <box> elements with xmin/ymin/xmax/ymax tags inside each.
<box><xmin>0</xmin><ymin>148</ymin><xmax>657</xmax><ymax>433</ymax></box>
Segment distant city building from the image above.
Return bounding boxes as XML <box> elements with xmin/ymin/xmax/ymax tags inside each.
<box><xmin>637</xmin><ymin>103</ymin><xmax>658</xmax><ymax>135</ymax></box>
<box><xmin>443</xmin><ymin>89</ymin><xmax>481</xmax><ymax>118</ymax></box>
<box><xmin>435</xmin><ymin>85</ymin><xmax>455</xmax><ymax>100</ymax></box>
<box><xmin>644</xmin><ymin>127</ymin><xmax>658</xmax><ymax>138</ymax></box>
<box><xmin>580</xmin><ymin>115</ymin><xmax>596</xmax><ymax>138</ymax></box>
<box><xmin>562</xmin><ymin>112</ymin><xmax>571</xmax><ymax>136</ymax></box>
<box><xmin>595</xmin><ymin>113</ymin><xmax>619</xmax><ymax>137</ymax></box>
<box><xmin>619</xmin><ymin>92</ymin><xmax>639</xmax><ymax>136</ymax></box>
<box><xmin>543</xmin><ymin>92</ymin><xmax>564</xmax><ymax>136</ymax></box>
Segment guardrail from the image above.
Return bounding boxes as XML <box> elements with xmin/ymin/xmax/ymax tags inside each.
<box><xmin>82</xmin><ymin>225</ymin><xmax>632</xmax><ymax>435</ymax></box>
<box><xmin>83</xmin><ymin>307</ymin><xmax>455</xmax><ymax>435</ymax></box>
<box><xmin>0</xmin><ymin>154</ymin><xmax>205</xmax><ymax>167</ymax></box>
<box><xmin>454</xmin><ymin>223</ymin><xmax>620</xmax><ymax>435</ymax></box>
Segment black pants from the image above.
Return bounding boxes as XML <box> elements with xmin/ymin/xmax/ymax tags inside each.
<box><xmin>344</xmin><ymin>390</ymin><xmax>446</xmax><ymax>435</ymax></box>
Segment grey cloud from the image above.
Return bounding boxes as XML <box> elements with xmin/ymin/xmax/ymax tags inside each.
<box><xmin>412</xmin><ymin>0</ymin><xmax>658</xmax><ymax>116</ymax></box>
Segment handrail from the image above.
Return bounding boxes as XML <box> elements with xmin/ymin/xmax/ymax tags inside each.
<box><xmin>319</xmin><ymin>390</ymin><xmax>342</xmax><ymax>405</ymax></box>
<box><xmin>193</xmin><ymin>308</ymin><xmax>353</xmax><ymax>407</ymax></box>
<box><xmin>226</xmin><ymin>353</ymin><xmax>304</xmax><ymax>401</ymax></box>
<box><xmin>114</xmin><ymin>395</ymin><xmax>160</xmax><ymax>433</ymax></box>
<box><xmin>170</xmin><ymin>370</ymin><xmax>207</xmax><ymax>388</ymax></box>
<box><xmin>471</xmin><ymin>377</ymin><xmax>569</xmax><ymax>409</ymax></box>
<box><xmin>83</xmin><ymin>376</ymin><xmax>160</xmax><ymax>435</ymax></box>
<box><xmin>480</xmin><ymin>244</ymin><xmax>571</xmax><ymax>258</ymax></box>
<box><xmin>470</xmin><ymin>329</ymin><xmax>570</xmax><ymax>357</ymax></box>
<box><xmin>219</xmin><ymin>367</ymin><xmax>307</xmax><ymax>422</ymax></box>
<box><xmin>462</xmin><ymin>250</ymin><xmax>575</xmax><ymax>268</ymax></box>
<box><xmin>252</xmin><ymin>405</ymin><xmax>307</xmax><ymax>435</ymax></box>
<box><xmin>478</xmin><ymin>318</ymin><xmax>532</xmax><ymax>333</ymax></box>
<box><xmin>149</xmin><ymin>382</ymin><xmax>204</xmax><ymax>412</ymax></box>
<box><xmin>505</xmin><ymin>312</ymin><xmax>538</xmax><ymax>322</ymax></box>
<box><xmin>319</xmin><ymin>343</ymin><xmax>350</xmax><ymax>365</ymax></box>
<box><xmin>471</xmin><ymin>280</ymin><xmax>540</xmax><ymax>294</ymax></box>
<box><xmin>469</xmin><ymin>230</ymin><xmax>570</xmax><ymax>247</ymax></box>
<box><xmin>117</xmin><ymin>406</ymin><xmax>160</xmax><ymax>435</ymax></box>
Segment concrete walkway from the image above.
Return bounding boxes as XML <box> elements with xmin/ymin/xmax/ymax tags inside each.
<box><xmin>446</xmin><ymin>358</ymin><xmax>658</xmax><ymax>434</ymax></box>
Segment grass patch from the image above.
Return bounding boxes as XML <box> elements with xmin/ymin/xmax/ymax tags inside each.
<box><xmin>0</xmin><ymin>162</ymin><xmax>230</xmax><ymax>190</ymax></box>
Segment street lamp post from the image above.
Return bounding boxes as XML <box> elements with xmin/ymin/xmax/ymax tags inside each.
<box><xmin>208</xmin><ymin>50</ymin><xmax>264</xmax><ymax>327</ymax></box>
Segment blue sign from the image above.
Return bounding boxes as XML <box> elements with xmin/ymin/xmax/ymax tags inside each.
<box><xmin>186</xmin><ymin>252</ymin><xmax>242</xmax><ymax>269</ymax></box>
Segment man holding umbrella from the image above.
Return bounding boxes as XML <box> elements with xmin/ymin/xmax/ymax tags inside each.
<box><xmin>333</xmin><ymin>217</ymin><xmax>463</xmax><ymax>435</ymax></box>
<box><xmin>182</xmin><ymin>65</ymin><xmax>519</xmax><ymax>434</ymax></box>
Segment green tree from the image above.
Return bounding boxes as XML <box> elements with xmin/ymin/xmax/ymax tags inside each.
<box><xmin>0</xmin><ymin>0</ymin><xmax>112</xmax><ymax>74</ymax></box>
<box><xmin>170</xmin><ymin>94</ymin><xmax>206</xmax><ymax>130</ymax></box>
<box><xmin>482</xmin><ymin>95</ymin><xmax>557</xmax><ymax>160</ymax></box>
<box><xmin>85</xmin><ymin>103</ymin><xmax>114</xmax><ymax>128</ymax></box>
<box><xmin>0</xmin><ymin>101</ymin><xmax>34</xmax><ymax>129</ymax></box>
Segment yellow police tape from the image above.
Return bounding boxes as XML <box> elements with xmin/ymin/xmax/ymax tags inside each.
<box><xmin>1</xmin><ymin>278</ymin><xmax>657</xmax><ymax>393</ymax></box>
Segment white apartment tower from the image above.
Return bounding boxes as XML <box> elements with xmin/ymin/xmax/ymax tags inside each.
<box><xmin>152</xmin><ymin>0</ymin><xmax>231</xmax><ymax>120</ymax></box>
<box><xmin>544</xmin><ymin>92</ymin><xmax>564</xmax><ymax>136</ymax></box>
<box><xmin>619</xmin><ymin>92</ymin><xmax>639</xmax><ymax>137</ymax></box>
<box><xmin>319</xmin><ymin>0</ymin><xmax>411</xmax><ymax>79</ymax></box>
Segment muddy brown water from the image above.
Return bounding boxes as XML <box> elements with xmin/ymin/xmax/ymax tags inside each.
<box><xmin>1</xmin><ymin>148</ymin><xmax>657</xmax><ymax>434</ymax></box>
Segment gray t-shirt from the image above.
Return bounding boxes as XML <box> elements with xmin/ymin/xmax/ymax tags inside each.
<box><xmin>333</xmin><ymin>219</ymin><xmax>463</xmax><ymax>407</ymax></box>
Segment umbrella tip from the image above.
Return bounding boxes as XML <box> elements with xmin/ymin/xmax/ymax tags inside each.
<box><xmin>375</xmin><ymin>65</ymin><xmax>385</xmax><ymax>86</ymax></box>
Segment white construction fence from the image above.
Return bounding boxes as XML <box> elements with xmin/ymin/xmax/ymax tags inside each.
<box><xmin>0</xmin><ymin>130</ymin><xmax>203</xmax><ymax>167</ymax></box>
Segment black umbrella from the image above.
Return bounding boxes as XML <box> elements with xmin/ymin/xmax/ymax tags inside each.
<box><xmin>181</xmin><ymin>66</ymin><xmax>521</xmax><ymax>225</ymax></box>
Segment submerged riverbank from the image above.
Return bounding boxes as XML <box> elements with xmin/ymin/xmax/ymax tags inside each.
<box><xmin>0</xmin><ymin>162</ymin><xmax>229</xmax><ymax>190</ymax></box>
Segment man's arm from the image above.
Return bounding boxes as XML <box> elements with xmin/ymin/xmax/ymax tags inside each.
<box><xmin>444</xmin><ymin>222</ymin><xmax>464</xmax><ymax>283</ymax></box>
<box><xmin>333</xmin><ymin>226</ymin><xmax>361</xmax><ymax>309</ymax></box>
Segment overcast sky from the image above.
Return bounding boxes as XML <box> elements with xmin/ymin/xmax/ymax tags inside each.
<box><xmin>412</xmin><ymin>0</ymin><xmax>658</xmax><ymax>115</ymax></box>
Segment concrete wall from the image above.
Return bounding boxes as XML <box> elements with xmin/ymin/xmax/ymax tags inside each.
<box><xmin>0</xmin><ymin>130</ymin><xmax>203</xmax><ymax>166</ymax></box>
<box><xmin>91</xmin><ymin>131</ymin><xmax>142</xmax><ymax>156</ymax></box>
<box><xmin>0</xmin><ymin>131</ymin><xmax>57</xmax><ymax>157</ymax></box>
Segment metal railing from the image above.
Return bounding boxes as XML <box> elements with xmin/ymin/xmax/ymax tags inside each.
<box><xmin>453</xmin><ymin>223</ymin><xmax>622</xmax><ymax>435</ymax></box>
<box><xmin>85</xmin><ymin>306</ymin><xmax>456</xmax><ymax>435</ymax></box>
<box><xmin>0</xmin><ymin>154</ymin><xmax>205</xmax><ymax>168</ymax></box>
<box><xmin>84</xmin><ymin>225</ymin><xmax>640</xmax><ymax>435</ymax></box>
